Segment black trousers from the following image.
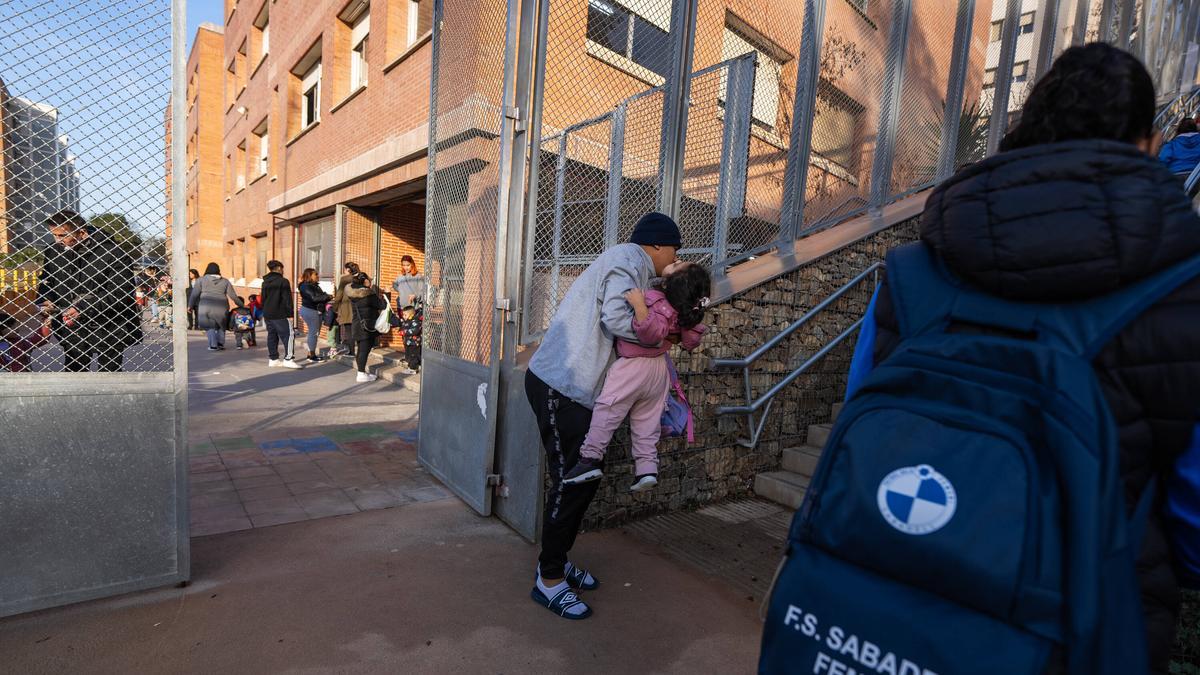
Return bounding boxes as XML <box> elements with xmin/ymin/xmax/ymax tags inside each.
<box><xmin>355</xmin><ymin>337</ymin><xmax>374</xmax><ymax>372</ymax></box>
<box><xmin>265</xmin><ymin>319</ymin><xmax>294</xmax><ymax>360</ymax></box>
<box><xmin>405</xmin><ymin>344</ymin><xmax>421</xmax><ymax>370</ymax></box>
<box><xmin>340</xmin><ymin>323</ymin><xmax>356</xmax><ymax>355</ymax></box>
<box><xmin>63</xmin><ymin>342</ymin><xmax>125</xmax><ymax>372</ymax></box>
<box><xmin>525</xmin><ymin>369</ymin><xmax>600</xmax><ymax>580</ymax></box>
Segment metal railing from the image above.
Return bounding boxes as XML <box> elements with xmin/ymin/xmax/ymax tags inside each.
<box><xmin>712</xmin><ymin>262</ymin><xmax>884</xmax><ymax>449</ymax></box>
<box><xmin>1157</xmin><ymin>85</ymin><xmax>1200</xmax><ymax>135</ymax></box>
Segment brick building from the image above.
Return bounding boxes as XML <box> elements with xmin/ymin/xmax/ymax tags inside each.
<box><xmin>172</xmin><ymin>23</ymin><xmax>228</xmax><ymax>274</ymax></box>
<box><xmin>216</xmin><ymin>0</ymin><xmax>432</xmax><ymax>348</ymax></box>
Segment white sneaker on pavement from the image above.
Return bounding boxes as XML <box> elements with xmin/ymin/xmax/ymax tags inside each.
<box><xmin>399</xmin><ymin>368</ymin><xmax>416</xmax><ymax>375</ymax></box>
<box><xmin>356</xmin><ymin>371</ymin><xmax>377</xmax><ymax>383</ymax></box>
<box><xmin>281</xmin><ymin>359</ymin><xmax>304</xmax><ymax>369</ymax></box>
<box><xmin>268</xmin><ymin>359</ymin><xmax>281</xmax><ymax>367</ymax></box>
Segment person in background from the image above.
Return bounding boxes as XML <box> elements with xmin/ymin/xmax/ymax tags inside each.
<box><xmin>392</xmin><ymin>255</ymin><xmax>426</xmax><ymax>315</ymax></box>
<box><xmin>0</xmin><ymin>311</ymin><xmax>51</xmax><ymax>372</ymax></box>
<box><xmin>140</xmin><ymin>265</ymin><xmax>161</xmax><ymax>326</ymax></box>
<box><xmin>186</xmin><ymin>268</ymin><xmax>200</xmax><ymax>330</ymax></box>
<box><xmin>332</xmin><ymin>262</ymin><xmax>361</xmax><ymax>358</ymax></box>
<box><xmin>189</xmin><ymin>262</ymin><xmax>240</xmax><ymax>351</ymax></box>
<box><xmin>396</xmin><ymin>304</ymin><xmax>422</xmax><ymax>375</ymax></box>
<box><xmin>38</xmin><ymin>209</ymin><xmax>142</xmax><ymax>371</ymax></box>
<box><xmin>246</xmin><ymin>293</ymin><xmax>263</xmax><ymax>327</ymax></box>
<box><xmin>261</xmin><ymin>260</ymin><xmax>302</xmax><ymax>369</ymax></box>
<box><xmin>154</xmin><ymin>276</ymin><xmax>173</xmax><ymax>329</ymax></box>
<box><xmin>1159</xmin><ymin>117</ymin><xmax>1200</xmax><ymax>178</ymax></box>
<box><xmin>345</xmin><ymin>271</ymin><xmax>386</xmax><ymax>383</ymax></box>
<box><xmin>298</xmin><ymin>267</ymin><xmax>332</xmax><ymax>363</ymax></box>
<box><xmin>229</xmin><ymin>297</ymin><xmax>256</xmax><ymax>350</ymax></box>
<box><xmin>524</xmin><ymin>211</ymin><xmax>681</xmax><ymax>620</ymax></box>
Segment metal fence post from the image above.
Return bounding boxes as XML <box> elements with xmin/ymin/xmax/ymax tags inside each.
<box><xmin>548</xmin><ymin>132</ymin><xmax>569</xmax><ymax>308</ymax></box>
<box><xmin>937</xmin><ymin>0</ymin><xmax>978</xmax><ymax>181</ymax></box>
<box><xmin>1099</xmin><ymin>0</ymin><xmax>1116</xmax><ymax>41</ymax></box>
<box><xmin>1116</xmin><ymin>0</ymin><xmax>1136</xmax><ymax>49</ymax></box>
<box><xmin>1030</xmin><ymin>0</ymin><xmax>1064</xmax><ymax>82</ymax></box>
<box><xmin>657</xmin><ymin>0</ymin><xmax>699</xmax><ymax>219</ymax></box>
<box><xmin>778</xmin><ymin>0</ymin><xmax>828</xmax><ymax>252</ymax></box>
<box><xmin>604</xmin><ymin>103</ymin><xmax>626</xmax><ymax>249</ymax></box>
<box><xmin>711</xmin><ymin>54</ymin><xmax>755</xmax><ymax>273</ymax></box>
<box><xmin>987</xmin><ymin>0</ymin><xmax>1024</xmax><ymax>155</ymax></box>
<box><xmin>170</xmin><ymin>0</ymin><xmax>192</xmax><ymax>580</ymax></box>
<box><xmin>1071</xmin><ymin>0</ymin><xmax>1093</xmax><ymax>46</ymax></box>
<box><xmin>519</xmin><ymin>0</ymin><xmax>552</xmax><ymax>343</ymax></box>
<box><xmin>869</xmin><ymin>0</ymin><xmax>915</xmax><ymax>209</ymax></box>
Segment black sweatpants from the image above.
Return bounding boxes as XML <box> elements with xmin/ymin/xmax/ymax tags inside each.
<box><xmin>405</xmin><ymin>344</ymin><xmax>421</xmax><ymax>370</ymax></box>
<box><xmin>525</xmin><ymin>369</ymin><xmax>601</xmax><ymax>580</ymax></box>
<box><xmin>355</xmin><ymin>337</ymin><xmax>374</xmax><ymax>372</ymax></box>
<box><xmin>265</xmin><ymin>319</ymin><xmax>295</xmax><ymax>361</ymax></box>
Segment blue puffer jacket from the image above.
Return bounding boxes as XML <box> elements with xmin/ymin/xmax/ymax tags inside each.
<box><xmin>1158</xmin><ymin>132</ymin><xmax>1200</xmax><ymax>174</ymax></box>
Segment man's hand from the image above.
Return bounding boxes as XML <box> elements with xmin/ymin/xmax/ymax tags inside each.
<box><xmin>41</xmin><ymin>301</ymin><xmax>56</xmax><ymax>314</ymax></box>
<box><xmin>61</xmin><ymin>307</ymin><xmax>80</xmax><ymax>323</ymax></box>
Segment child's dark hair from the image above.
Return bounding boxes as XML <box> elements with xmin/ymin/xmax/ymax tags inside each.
<box><xmin>661</xmin><ymin>262</ymin><xmax>711</xmax><ymax>329</ymax></box>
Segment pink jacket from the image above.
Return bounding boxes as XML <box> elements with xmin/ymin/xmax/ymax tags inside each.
<box><xmin>616</xmin><ymin>289</ymin><xmax>707</xmax><ymax>358</ymax></box>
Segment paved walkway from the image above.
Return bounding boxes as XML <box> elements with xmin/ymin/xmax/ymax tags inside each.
<box><xmin>187</xmin><ymin>333</ymin><xmax>441</xmax><ymax>535</ymax></box>
<box><xmin>0</xmin><ymin>500</ymin><xmax>764</xmax><ymax>674</ymax></box>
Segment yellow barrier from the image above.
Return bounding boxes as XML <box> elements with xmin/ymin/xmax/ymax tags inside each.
<box><xmin>1</xmin><ymin>268</ymin><xmax>39</xmax><ymax>294</ymax></box>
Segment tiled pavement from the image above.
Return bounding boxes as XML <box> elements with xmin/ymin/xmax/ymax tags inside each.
<box><xmin>188</xmin><ymin>420</ymin><xmax>452</xmax><ymax>536</ymax></box>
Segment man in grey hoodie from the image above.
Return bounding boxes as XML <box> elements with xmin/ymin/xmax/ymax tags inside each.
<box><xmin>525</xmin><ymin>212</ymin><xmax>681</xmax><ymax>620</ymax></box>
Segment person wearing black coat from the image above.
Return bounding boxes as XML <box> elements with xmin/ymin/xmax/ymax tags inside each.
<box><xmin>345</xmin><ymin>272</ymin><xmax>386</xmax><ymax>382</ymax></box>
<box><xmin>868</xmin><ymin>44</ymin><xmax>1199</xmax><ymax>673</ymax></box>
<box><xmin>297</xmin><ymin>267</ymin><xmax>332</xmax><ymax>362</ymax></box>
<box><xmin>37</xmin><ymin>210</ymin><xmax>142</xmax><ymax>371</ymax></box>
<box><xmin>260</xmin><ymin>260</ymin><xmax>302</xmax><ymax>369</ymax></box>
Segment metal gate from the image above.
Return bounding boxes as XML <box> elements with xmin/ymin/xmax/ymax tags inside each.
<box><xmin>422</xmin><ymin>0</ymin><xmax>1200</xmax><ymax>541</ymax></box>
<box><xmin>0</xmin><ymin>0</ymin><xmax>188</xmax><ymax>616</ymax></box>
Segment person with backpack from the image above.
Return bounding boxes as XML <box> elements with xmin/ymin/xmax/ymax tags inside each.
<box><xmin>561</xmin><ymin>261</ymin><xmax>710</xmax><ymax>493</ymax></box>
<box><xmin>261</xmin><ymin>260</ymin><xmax>302</xmax><ymax>369</ymax></box>
<box><xmin>298</xmin><ymin>267</ymin><xmax>331</xmax><ymax>363</ymax></box>
<box><xmin>525</xmin><ymin>211</ymin><xmax>681</xmax><ymax>620</ymax></box>
<box><xmin>760</xmin><ymin>44</ymin><xmax>1200</xmax><ymax>675</ymax></box>
<box><xmin>1159</xmin><ymin>117</ymin><xmax>1200</xmax><ymax>178</ymax></box>
<box><xmin>229</xmin><ymin>297</ymin><xmax>256</xmax><ymax>350</ymax></box>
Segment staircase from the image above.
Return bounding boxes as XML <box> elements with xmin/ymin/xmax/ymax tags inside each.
<box><xmin>753</xmin><ymin>402</ymin><xmax>841</xmax><ymax>509</ymax></box>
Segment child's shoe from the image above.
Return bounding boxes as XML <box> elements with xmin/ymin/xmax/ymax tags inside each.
<box><xmin>562</xmin><ymin>458</ymin><xmax>603</xmax><ymax>485</ymax></box>
<box><xmin>629</xmin><ymin>474</ymin><xmax>658</xmax><ymax>492</ymax></box>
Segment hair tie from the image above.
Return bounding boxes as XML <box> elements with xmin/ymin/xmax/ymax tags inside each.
<box><xmin>695</xmin><ymin>296</ymin><xmax>710</xmax><ymax>310</ymax></box>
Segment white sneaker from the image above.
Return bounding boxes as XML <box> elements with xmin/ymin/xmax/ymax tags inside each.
<box><xmin>356</xmin><ymin>371</ymin><xmax>378</xmax><ymax>383</ymax></box>
<box><xmin>629</xmin><ymin>474</ymin><xmax>658</xmax><ymax>492</ymax></box>
<box><xmin>268</xmin><ymin>359</ymin><xmax>281</xmax><ymax>367</ymax></box>
<box><xmin>281</xmin><ymin>359</ymin><xmax>304</xmax><ymax>369</ymax></box>
<box><xmin>399</xmin><ymin>368</ymin><xmax>417</xmax><ymax>375</ymax></box>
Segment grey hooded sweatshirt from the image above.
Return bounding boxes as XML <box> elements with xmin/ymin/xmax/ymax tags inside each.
<box><xmin>528</xmin><ymin>243</ymin><xmax>654</xmax><ymax>408</ymax></box>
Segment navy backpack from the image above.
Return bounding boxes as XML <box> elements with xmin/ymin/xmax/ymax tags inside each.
<box><xmin>759</xmin><ymin>242</ymin><xmax>1200</xmax><ymax>675</ymax></box>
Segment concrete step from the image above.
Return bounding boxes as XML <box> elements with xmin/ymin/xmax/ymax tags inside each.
<box><xmin>808</xmin><ymin>422</ymin><xmax>833</xmax><ymax>449</ymax></box>
<box><xmin>831</xmin><ymin>401</ymin><xmax>844</xmax><ymax>423</ymax></box>
<box><xmin>754</xmin><ymin>470</ymin><xmax>810</xmax><ymax>510</ymax></box>
<box><xmin>781</xmin><ymin>445</ymin><xmax>823</xmax><ymax>478</ymax></box>
<box><xmin>331</xmin><ymin>349</ymin><xmax>421</xmax><ymax>394</ymax></box>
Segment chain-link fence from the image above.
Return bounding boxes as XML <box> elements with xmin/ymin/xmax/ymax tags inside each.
<box><xmin>1</xmin><ymin>0</ymin><xmax>174</xmax><ymax>373</ymax></box>
<box><xmin>427</xmin><ymin>0</ymin><xmax>1200</xmax><ymax>348</ymax></box>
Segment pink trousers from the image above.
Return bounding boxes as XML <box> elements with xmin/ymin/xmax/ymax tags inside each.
<box><xmin>581</xmin><ymin>355</ymin><xmax>671</xmax><ymax>476</ymax></box>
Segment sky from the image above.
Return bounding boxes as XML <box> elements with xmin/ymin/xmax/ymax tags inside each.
<box><xmin>0</xmin><ymin>1</ymin><xmax>226</xmax><ymax>242</ymax></box>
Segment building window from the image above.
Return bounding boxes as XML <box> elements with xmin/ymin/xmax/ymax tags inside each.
<box><xmin>408</xmin><ymin>0</ymin><xmax>434</xmax><ymax>46</ymax></box>
<box><xmin>225</xmin><ymin>154</ymin><xmax>233</xmax><ymax>194</ymax></box>
<box><xmin>292</xmin><ymin>41</ymin><xmax>323</xmax><ymax>133</ymax></box>
<box><xmin>1020</xmin><ymin>12</ymin><xmax>1035</xmax><ymax>34</ymax></box>
<box><xmin>989</xmin><ymin>20</ymin><xmax>1003</xmax><ymax>43</ymax></box>
<box><xmin>253</xmin><ymin>117</ymin><xmax>269</xmax><ymax>177</ymax></box>
<box><xmin>1013</xmin><ymin>60</ymin><xmax>1029</xmax><ymax>83</ymax></box>
<box><xmin>586</xmin><ymin>0</ymin><xmax>672</xmax><ymax>78</ymax></box>
<box><xmin>226</xmin><ymin>60</ymin><xmax>236</xmax><ymax>109</ymax></box>
<box><xmin>302</xmin><ymin>219</ymin><xmax>336</xmax><ymax>279</ymax></box>
<box><xmin>254</xmin><ymin>2</ymin><xmax>270</xmax><ymax>65</ymax></box>
<box><xmin>983</xmin><ymin>67</ymin><xmax>996</xmax><ymax>88</ymax></box>
<box><xmin>812</xmin><ymin>79</ymin><xmax>865</xmax><ymax>173</ymax></box>
<box><xmin>236</xmin><ymin>140</ymin><xmax>247</xmax><ymax>190</ymax></box>
<box><xmin>720</xmin><ymin>20</ymin><xmax>788</xmax><ymax>132</ymax></box>
<box><xmin>255</xmin><ymin>235</ymin><xmax>269</xmax><ymax>279</ymax></box>
<box><xmin>343</xmin><ymin>4</ymin><xmax>370</xmax><ymax>91</ymax></box>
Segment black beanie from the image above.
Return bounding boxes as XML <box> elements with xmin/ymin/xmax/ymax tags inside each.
<box><xmin>629</xmin><ymin>212</ymin><xmax>682</xmax><ymax>248</ymax></box>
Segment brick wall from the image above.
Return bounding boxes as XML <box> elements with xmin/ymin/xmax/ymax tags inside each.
<box><xmin>580</xmin><ymin>218</ymin><xmax>920</xmax><ymax>530</ymax></box>
<box><xmin>377</xmin><ymin>202</ymin><xmax>425</xmax><ymax>348</ymax></box>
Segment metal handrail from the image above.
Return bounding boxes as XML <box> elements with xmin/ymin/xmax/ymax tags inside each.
<box><xmin>712</xmin><ymin>262</ymin><xmax>884</xmax><ymax>448</ymax></box>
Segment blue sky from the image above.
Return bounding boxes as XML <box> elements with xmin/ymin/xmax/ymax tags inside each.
<box><xmin>1</xmin><ymin>1</ymin><xmax>226</xmax><ymax>241</ymax></box>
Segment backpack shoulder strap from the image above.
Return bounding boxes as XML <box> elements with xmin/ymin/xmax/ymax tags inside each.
<box><xmin>884</xmin><ymin>242</ymin><xmax>962</xmax><ymax>339</ymax></box>
<box><xmin>1044</xmin><ymin>254</ymin><xmax>1200</xmax><ymax>358</ymax></box>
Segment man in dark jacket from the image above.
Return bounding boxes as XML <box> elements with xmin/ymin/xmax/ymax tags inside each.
<box><xmin>868</xmin><ymin>45</ymin><xmax>1200</xmax><ymax>672</ymax></box>
<box><xmin>260</xmin><ymin>260</ymin><xmax>302</xmax><ymax>369</ymax></box>
<box><xmin>37</xmin><ymin>209</ymin><xmax>142</xmax><ymax>372</ymax></box>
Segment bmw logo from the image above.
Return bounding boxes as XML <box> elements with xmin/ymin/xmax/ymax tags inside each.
<box><xmin>876</xmin><ymin>464</ymin><xmax>957</xmax><ymax>535</ymax></box>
